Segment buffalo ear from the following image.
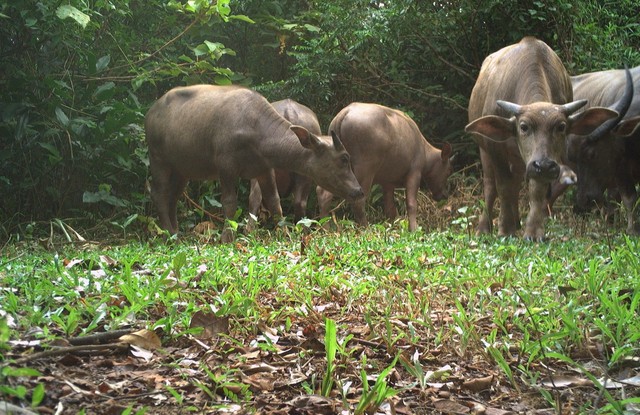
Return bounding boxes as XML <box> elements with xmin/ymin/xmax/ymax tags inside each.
<box><xmin>465</xmin><ymin>115</ymin><xmax>516</xmax><ymax>142</ymax></box>
<box><xmin>613</xmin><ymin>115</ymin><xmax>640</xmax><ymax>137</ymax></box>
<box><xmin>568</xmin><ymin>107</ymin><xmax>618</xmax><ymax>135</ymax></box>
<box><xmin>330</xmin><ymin>130</ymin><xmax>346</xmax><ymax>152</ymax></box>
<box><xmin>291</xmin><ymin>125</ymin><xmax>321</xmax><ymax>149</ymax></box>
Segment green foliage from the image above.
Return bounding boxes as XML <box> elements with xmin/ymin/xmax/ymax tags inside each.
<box><xmin>2</xmin><ymin>0</ymin><xmax>639</xmax><ymax>241</ymax></box>
<box><xmin>0</xmin><ymin>366</ymin><xmax>44</xmax><ymax>408</ymax></box>
<box><xmin>321</xmin><ymin>317</ymin><xmax>337</xmax><ymax>396</ymax></box>
<box><xmin>354</xmin><ymin>354</ymin><xmax>399</xmax><ymax>415</ymax></box>
<box><xmin>0</xmin><ymin>0</ymin><xmax>250</xmax><ymax>237</ymax></box>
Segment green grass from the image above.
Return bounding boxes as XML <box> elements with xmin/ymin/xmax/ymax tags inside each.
<box><xmin>1</xmin><ymin>209</ymin><xmax>640</xmax><ymax>413</ymax></box>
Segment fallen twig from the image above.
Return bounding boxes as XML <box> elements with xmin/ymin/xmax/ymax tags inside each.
<box><xmin>0</xmin><ymin>401</ymin><xmax>39</xmax><ymax>415</ymax></box>
<box><xmin>7</xmin><ymin>343</ymin><xmax>130</xmax><ymax>366</ymax></box>
<box><xmin>67</xmin><ymin>329</ymin><xmax>134</xmax><ymax>346</ymax></box>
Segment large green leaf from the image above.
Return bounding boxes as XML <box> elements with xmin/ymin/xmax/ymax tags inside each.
<box><xmin>56</xmin><ymin>5</ymin><xmax>90</xmax><ymax>28</ymax></box>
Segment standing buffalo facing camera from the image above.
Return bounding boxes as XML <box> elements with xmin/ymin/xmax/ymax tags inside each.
<box><xmin>466</xmin><ymin>37</ymin><xmax>619</xmax><ymax>241</ymax></box>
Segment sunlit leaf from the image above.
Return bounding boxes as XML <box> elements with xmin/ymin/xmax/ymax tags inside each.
<box><xmin>56</xmin><ymin>5</ymin><xmax>90</xmax><ymax>28</ymax></box>
<box><xmin>229</xmin><ymin>14</ymin><xmax>254</xmax><ymax>24</ymax></box>
<box><xmin>55</xmin><ymin>107</ymin><xmax>69</xmax><ymax>127</ymax></box>
<box><xmin>96</xmin><ymin>55</ymin><xmax>111</xmax><ymax>72</ymax></box>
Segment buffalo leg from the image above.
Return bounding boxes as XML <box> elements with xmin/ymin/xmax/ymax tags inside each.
<box><xmin>247</xmin><ymin>179</ymin><xmax>263</xmax><ymax>221</ymax></box>
<box><xmin>620</xmin><ymin>184</ymin><xmax>639</xmax><ymax>235</ymax></box>
<box><xmin>478</xmin><ymin>148</ymin><xmax>496</xmax><ymax>234</ymax></box>
<box><xmin>351</xmin><ymin>175</ymin><xmax>373</xmax><ymax>227</ymax></box>
<box><xmin>150</xmin><ymin>163</ymin><xmax>186</xmax><ymax>235</ymax></box>
<box><xmin>316</xmin><ymin>186</ymin><xmax>334</xmax><ymax>218</ymax></box>
<box><xmin>219</xmin><ymin>175</ymin><xmax>239</xmax><ymax>243</ymax></box>
<box><xmin>404</xmin><ymin>173</ymin><xmax>421</xmax><ymax>232</ymax></box>
<box><xmin>292</xmin><ymin>176</ymin><xmax>312</xmax><ymax>221</ymax></box>
<box><xmin>381</xmin><ymin>184</ymin><xmax>398</xmax><ymax>222</ymax></box>
<box><xmin>168</xmin><ymin>174</ymin><xmax>187</xmax><ymax>234</ymax></box>
<box><xmin>497</xmin><ymin>175</ymin><xmax>521</xmax><ymax>236</ymax></box>
<box><xmin>523</xmin><ymin>179</ymin><xmax>548</xmax><ymax>241</ymax></box>
<box><xmin>256</xmin><ymin>170</ymin><xmax>283</xmax><ymax>220</ymax></box>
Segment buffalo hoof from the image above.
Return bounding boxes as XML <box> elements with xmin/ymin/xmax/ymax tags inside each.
<box><xmin>523</xmin><ymin>231</ymin><xmax>546</xmax><ymax>242</ymax></box>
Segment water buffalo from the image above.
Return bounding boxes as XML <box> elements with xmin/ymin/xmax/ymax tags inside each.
<box><xmin>145</xmin><ymin>85</ymin><xmax>364</xmax><ymax>242</ymax></box>
<box><xmin>248</xmin><ymin>99</ymin><xmax>322</xmax><ymax>222</ymax></box>
<box><xmin>316</xmin><ymin>102</ymin><xmax>453</xmax><ymax>231</ymax></box>
<box><xmin>564</xmin><ymin>65</ymin><xmax>640</xmax><ymax>234</ymax></box>
<box><xmin>465</xmin><ymin>36</ymin><xmax>619</xmax><ymax>241</ymax></box>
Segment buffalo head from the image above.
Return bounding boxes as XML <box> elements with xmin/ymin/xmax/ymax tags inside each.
<box><xmin>465</xmin><ymin>100</ymin><xmax>618</xmax><ymax>183</ymax></box>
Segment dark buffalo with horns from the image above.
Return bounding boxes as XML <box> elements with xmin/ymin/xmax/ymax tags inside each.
<box><xmin>466</xmin><ymin>37</ymin><xmax>619</xmax><ymax>240</ymax></box>
<box><xmin>562</xmin><ymin>65</ymin><xmax>640</xmax><ymax>234</ymax></box>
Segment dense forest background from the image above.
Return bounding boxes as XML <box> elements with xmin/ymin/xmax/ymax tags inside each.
<box><xmin>1</xmin><ymin>0</ymin><xmax>639</xmax><ymax>238</ymax></box>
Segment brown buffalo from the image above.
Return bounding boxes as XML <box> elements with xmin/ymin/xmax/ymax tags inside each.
<box><xmin>248</xmin><ymin>99</ymin><xmax>322</xmax><ymax>222</ymax></box>
<box><xmin>564</xmin><ymin>66</ymin><xmax>640</xmax><ymax>234</ymax></box>
<box><xmin>317</xmin><ymin>102</ymin><xmax>452</xmax><ymax>231</ymax></box>
<box><xmin>465</xmin><ymin>37</ymin><xmax>619</xmax><ymax>240</ymax></box>
<box><xmin>145</xmin><ymin>85</ymin><xmax>363</xmax><ymax>242</ymax></box>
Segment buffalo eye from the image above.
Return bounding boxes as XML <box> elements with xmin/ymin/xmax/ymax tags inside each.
<box><xmin>519</xmin><ymin>122</ymin><xmax>529</xmax><ymax>134</ymax></box>
<box><xmin>556</xmin><ymin>122</ymin><xmax>567</xmax><ymax>134</ymax></box>
<box><xmin>341</xmin><ymin>154</ymin><xmax>350</xmax><ymax>166</ymax></box>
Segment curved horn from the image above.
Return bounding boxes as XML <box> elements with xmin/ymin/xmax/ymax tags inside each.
<box><xmin>496</xmin><ymin>100</ymin><xmax>522</xmax><ymax>116</ymax></box>
<box><xmin>581</xmin><ymin>65</ymin><xmax>634</xmax><ymax>143</ymax></box>
<box><xmin>561</xmin><ymin>99</ymin><xmax>588</xmax><ymax>115</ymax></box>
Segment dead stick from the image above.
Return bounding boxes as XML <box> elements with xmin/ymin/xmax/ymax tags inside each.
<box><xmin>0</xmin><ymin>401</ymin><xmax>39</xmax><ymax>415</ymax></box>
<box><xmin>7</xmin><ymin>343</ymin><xmax>130</xmax><ymax>366</ymax></box>
<box><xmin>68</xmin><ymin>329</ymin><xmax>134</xmax><ymax>346</ymax></box>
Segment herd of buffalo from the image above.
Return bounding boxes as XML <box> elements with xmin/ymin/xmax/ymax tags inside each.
<box><xmin>145</xmin><ymin>36</ymin><xmax>640</xmax><ymax>242</ymax></box>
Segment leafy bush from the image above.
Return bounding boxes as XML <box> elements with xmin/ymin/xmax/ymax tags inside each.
<box><xmin>0</xmin><ymin>0</ymin><xmax>250</xmax><ymax>237</ymax></box>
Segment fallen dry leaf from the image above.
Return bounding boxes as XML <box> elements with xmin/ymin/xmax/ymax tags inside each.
<box><xmin>432</xmin><ymin>398</ymin><xmax>470</xmax><ymax>413</ymax></box>
<box><xmin>541</xmin><ymin>375</ymin><xmax>593</xmax><ymax>388</ymax></box>
<box><xmin>242</xmin><ymin>372</ymin><xmax>277</xmax><ymax>391</ymax></box>
<box><xmin>193</xmin><ymin>221</ymin><xmax>217</xmax><ymax>235</ymax></box>
<box><xmin>288</xmin><ymin>395</ymin><xmax>339</xmax><ymax>415</ymax></box>
<box><xmin>119</xmin><ymin>329</ymin><xmax>162</xmax><ymax>350</ymax></box>
<box><xmin>462</xmin><ymin>374</ymin><xmax>494</xmax><ymax>392</ymax></box>
<box><xmin>189</xmin><ymin>310</ymin><xmax>230</xmax><ymax>338</ymax></box>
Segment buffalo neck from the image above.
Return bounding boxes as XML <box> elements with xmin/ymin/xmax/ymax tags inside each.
<box><xmin>422</xmin><ymin>143</ymin><xmax>442</xmax><ymax>179</ymax></box>
<box><xmin>257</xmin><ymin>112</ymin><xmax>313</xmax><ymax>174</ymax></box>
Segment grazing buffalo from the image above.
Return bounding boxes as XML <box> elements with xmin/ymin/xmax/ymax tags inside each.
<box><xmin>248</xmin><ymin>99</ymin><xmax>322</xmax><ymax>222</ymax></box>
<box><xmin>465</xmin><ymin>37</ymin><xmax>619</xmax><ymax>241</ymax></box>
<box><xmin>317</xmin><ymin>102</ymin><xmax>453</xmax><ymax>231</ymax></box>
<box><xmin>564</xmin><ymin>65</ymin><xmax>640</xmax><ymax>234</ymax></box>
<box><xmin>145</xmin><ymin>85</ymin><xmax>364</xmax><ymax>242</ymax></box>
